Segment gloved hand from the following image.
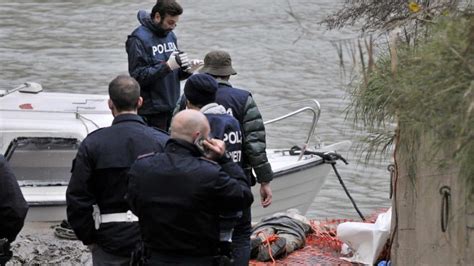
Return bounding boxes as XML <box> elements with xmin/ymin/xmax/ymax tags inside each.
<box><xmin>185</xmin><ymin>59</ymin><xmax>204</xmax><ymax>73</ymax></box>
<box><xmin>167</xmin><ymin>50</ymin><xmax>190</xmax><ymax>71</ymax></box>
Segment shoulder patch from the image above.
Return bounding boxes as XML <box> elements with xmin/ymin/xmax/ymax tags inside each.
<box><xmin>137</xmin><ymin>152</ymin><xmax>156</xmax><ymax>160</ymax></box>
<box><xmin>198</xmin><ymin>157</ymin><xmax>218</xmax><ymax>165</ymax></box>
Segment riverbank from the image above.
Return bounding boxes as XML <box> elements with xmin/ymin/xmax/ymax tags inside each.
<box><xmin>8</xmin><ymin>218</ymin><xmax>360</xmax><ymax>265</ymax></box>
<box><xmin>8</xmin><ymin>222</ymin><xmax>91</xmax><ymax>265</ymax></box>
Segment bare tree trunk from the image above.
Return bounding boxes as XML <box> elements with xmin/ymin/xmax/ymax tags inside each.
<box><xmin>392</xmin><ymin>131</ymin><xmax>474</xmax><ymax>265</ymax></box>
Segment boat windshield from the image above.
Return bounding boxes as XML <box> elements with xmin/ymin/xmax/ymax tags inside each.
<box><xmin>6</xmin><ymin>137</ymin><xmax>80</xmax><ymax>186</ymax></box>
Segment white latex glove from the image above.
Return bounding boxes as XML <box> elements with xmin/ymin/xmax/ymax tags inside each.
<box><xmin>167</xmin><ymin>51</ymin><xmax>190</xmax><ymax>71</ymax></box>
<box><xmin>185</xmin><ymin>59</ymin><xmax>204</xmax><ymax>73</ymax></box>
<box><xmin>167</xmin><ymin>51</ymin><xmax>181</xmax><ymax>70</ymax></box>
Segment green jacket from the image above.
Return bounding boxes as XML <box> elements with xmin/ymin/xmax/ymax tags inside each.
<box><xmin>240</xmin><ymin>95</ymin><xmax>273</xmax><ymax>184</ymax></box>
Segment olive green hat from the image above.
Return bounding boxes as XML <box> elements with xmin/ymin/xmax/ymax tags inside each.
<box><xmin>199</xmin><ymin>50</ymin><xmax>237</xmax><ymax>76</ymax></box>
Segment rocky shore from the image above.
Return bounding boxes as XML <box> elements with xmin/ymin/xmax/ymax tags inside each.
<box><xmin>7</xmin><ymin>222</ymin><xmax>91</xmax><ymax>265</ymax></box>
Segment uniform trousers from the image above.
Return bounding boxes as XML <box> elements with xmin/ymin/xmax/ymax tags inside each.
<box><xmin>89</xmin><ymin>244</ymin><xmax>130</xmax><ymax>266</ymax></box>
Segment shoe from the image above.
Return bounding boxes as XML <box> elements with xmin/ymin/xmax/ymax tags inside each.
<box><xmin>60</xmin><ymin>219</ymin><xmax>72</xmax><ymax>229</ymax></box>
<box><xmin>250</xmin><ymin>238</ymin><xmax>262</xmax><ymax>258</ymax></box>
<box><xmin>256</xmin><ymin>237</ymin><xmax>287</xmax><ymax>262</ymax></box>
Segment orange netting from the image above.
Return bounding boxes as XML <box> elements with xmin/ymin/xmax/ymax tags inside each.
<box><xmin>250</xmin><ymin>209</ymin><xmax>388</xmax><ymax>265</ymax></box>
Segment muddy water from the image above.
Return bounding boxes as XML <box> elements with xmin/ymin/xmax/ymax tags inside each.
<box><xmin>1</xmin><ymin>0</ymin><xmax>392</xmax><ymax>264</ymax></box>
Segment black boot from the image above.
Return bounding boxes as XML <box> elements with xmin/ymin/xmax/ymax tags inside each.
<box><xmin>256</xmin><ymin>237</ymin><xmax>287</xmax><ymax>262</ymax></box>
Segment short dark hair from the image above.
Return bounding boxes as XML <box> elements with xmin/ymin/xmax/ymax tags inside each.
<box><xmin>108</xmin><ymin>75</ymin><xmax>140</xmax><ymax>112</ymax></box>
<box><xmin>151</xmin><ymin>0</ymin><xmax>183</xmax><ymax>19</ymax></box>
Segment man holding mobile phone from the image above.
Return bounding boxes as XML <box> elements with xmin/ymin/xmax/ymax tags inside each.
<box><xmin>127</xmin><ymin>110</ymin><xmax>253</xmax><ymax>265</ymax></box>
<box><xmin>184</xmin><ymin>74</ymin><xmax>242</xmax><ymax>164</ymax></box>
<box><xmin>174</xmin><ymin>51</ymin><xmax>272</xmax><ymax>265</ymax></box>
<box><xmin>184</xmin><ymin>73</ymin><xmax>244</xmax><ymax>263</ymax></box>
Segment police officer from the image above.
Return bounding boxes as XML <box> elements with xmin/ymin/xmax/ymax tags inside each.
<box><xmin>126</xmin><ymin>0</ymin><xmax>202</xmax><ymax>131</ymax></box>
<box><xmin>66</xmin><ymin>75</ymin><xmax>169</xmax><ymax>265</ymax></box>
<box><xmin>127</xmin><ymin>109</ymin><xmax>253</xmax><ymax>265</ymax></box>
<box><xmin>184</xmin><ymin>73</ymin><xmax>244</xmax><ymax>262</ymax></box>
<box><xmin>0</xmin><ymin>155</ymin><xmax>28</xmax><ymax>266</ymax></box>
<box><xmin>176</xmin><ymin>50</ymin><xmax>274</xmax><ymax>265</ymax></box>
<box><xmin>199</xmin><ymin>51</ymin><xmax>274</xmax><ymax>201</ymax></box>
<box><xmin>207</xmin><ymin>50</ymin><xmax>274</xmax><ymax>266</ymax></box>
<box><xmin>184</xmin><ymin>73</ymin><xmax>242</xmax><ymax>164</ymax></box>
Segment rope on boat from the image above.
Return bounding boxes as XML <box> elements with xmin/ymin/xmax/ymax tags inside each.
<box><xmin>289</xmin><ymin>146</ymin><xmax>366</xmax><ymax>221</ymax></box>
<box><xmin>331</xmin><ymin>163</ymin><xmax>366</xmax><ymax>221</ymax></box>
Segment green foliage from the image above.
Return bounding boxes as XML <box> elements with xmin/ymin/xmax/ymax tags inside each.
<box><xmin>350</xmin><ymin>14</ymin><xmax>474</xmax><ymax>194</ymax></box>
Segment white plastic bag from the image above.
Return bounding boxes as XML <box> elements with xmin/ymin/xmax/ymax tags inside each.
<box><xmin>337</xmin><ymin>208</ymin><xmax>392</xmax><ymax>265</ymax></box>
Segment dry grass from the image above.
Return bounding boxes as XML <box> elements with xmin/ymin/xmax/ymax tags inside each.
<box><xmin>348</xmin><ymin>12</ymin><xmax>474</xmax><ymax>195</ymax></box>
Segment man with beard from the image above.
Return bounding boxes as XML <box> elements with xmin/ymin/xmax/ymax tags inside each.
<box><xmin>126</xmin><ymin>0</ymin><xmax>202</xmax><ymax>131</ymax></box>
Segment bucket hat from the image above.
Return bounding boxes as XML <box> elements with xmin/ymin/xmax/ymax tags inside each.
<box><xmin>199</xmin><ymin>50</ymin><xmax>237</xmax><ymax>76</ymax></box>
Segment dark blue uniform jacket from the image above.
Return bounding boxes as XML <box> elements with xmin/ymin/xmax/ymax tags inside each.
<box><xmin>126</xmin><ymin>10</ymin><xmax>191</xmax><ymax>115</ymax></box>
<box><xmin>214</xmin><ymin>82</ymin><xmax>273</xmax><ymax>184</ymax></box>
<box><xmin>0</xmin><ymin>155</ymin><xmax>28</xmax><ymax>242</ymax></box>
<box><xmin>214</xmin><ymin>83</ymin><xmax>250</xmax><ymax>125</ymax></box>
<box><xmin>202</xmin><ymin>103</ymin><xmax>243</xmax><ymax>166</ymax></box>
<box><xmin>175</xmin><ymin>82</ymin><xmax>273</xmax><ymax>183</ymax></box>
<box><xmin>127</xmin><ymin>138</ymin><xmax>253</xmax><ymax>258</ymax></box>
<box><xmin>206</xmin><ymin>113</ymin><xmax>242</xmax><ymax>165</ymax></box>
<box><xmin>175</xmin><ymin>83</ymin><xmax>249</xmax><ymax>123</ymax></box>
<box><xmin>66</xmin><ymin>114</ymin><xmax>168</xmax><ymax>256</ymax></box>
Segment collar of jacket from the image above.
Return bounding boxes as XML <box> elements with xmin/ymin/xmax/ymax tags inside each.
<box><xmin>200</xmin><ymin>103</ymin><xmax>227</xmax><ymax>115</ymax></box>
<box><xmin>137</xmin><ymin>10</ymin><xmax>170</xmax><ymax>37</ymax></box>
<box><xmin>165</xmin><ymin>138</ymin><xmax>202</xmax><ymax>157</ymax></box>
<box><xmin>112</xmin><ymin>113</ymin><xmax>146</xmax><ymax>126</ymax></box>
<box><xmin>217</xmin><ymin>80</ymin><xmax>233</xmax><ymax>87</ymax></box>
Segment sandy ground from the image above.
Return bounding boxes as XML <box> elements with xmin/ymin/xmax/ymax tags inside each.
<box><xmin>7</xmin><ymin>222</ymin><xmax>91</xmax><ymax>265</ymax></box>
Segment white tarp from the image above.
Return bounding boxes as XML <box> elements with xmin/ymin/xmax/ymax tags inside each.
<box><xmin>337</xmin><ymin>208</ymin><xmax>392</xmax><ymax>265</ymax></box>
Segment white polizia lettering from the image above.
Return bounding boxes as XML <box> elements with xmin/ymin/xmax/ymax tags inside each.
<box><xmin>228</xmin><ymin>150</ymin><xmax>241</xmax><ymax>163</ymax></box>
<box><xmin>223</xmin><ymin>131</ymin><xmax>242</xmax><ymax>144</ymax></box>
<box><xmin>226</xmin><ymin>108</ymin><xmax>234</xmax><ymax>117</ymax></box>
<box><xmin>152</xmin><ymin>42</ymin><xmax>177</xmax><ymax>56</ymax></box>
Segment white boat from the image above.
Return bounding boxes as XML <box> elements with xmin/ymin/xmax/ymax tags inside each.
<box><xmin>0</xmin><ymin>82</ymin><xmax>351</xmax><ymax>223</ymax></box>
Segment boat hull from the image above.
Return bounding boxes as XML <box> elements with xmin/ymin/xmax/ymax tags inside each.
<box><xmin>23</xmin><ymin>166</ymin><xmax>331</xmax><ymax>222</ymax></box>
<box><xmin>22</xmin><ymin>150</ymin><xmax>334</xmax><ymax>223</ymax></box>
<box><xmin>1</xmin><ymin>90</ymin><xmax>352</xmax><ymax>223</ymax></box>
<box><xmin>251</xmin><ymin>159</ymin><xmax>330</xmax><ymax>222</ymax></box>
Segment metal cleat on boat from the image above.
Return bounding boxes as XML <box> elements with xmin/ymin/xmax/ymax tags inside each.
<box><xmin>0</xmin><ymin>82</ymin><xmax>43</xmax><ymax>97</ymax></box>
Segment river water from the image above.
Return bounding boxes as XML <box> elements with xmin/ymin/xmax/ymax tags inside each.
<box><xmin>0</xmin><ymin>0</ymin><xmax>392</xmax><ymax>220</ymax></box>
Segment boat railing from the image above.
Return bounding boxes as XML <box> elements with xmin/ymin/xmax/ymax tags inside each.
<box><xmin>262</xmin><ymin>99</ymin><xmax>321</xmax><ymax>160</ymax></box>
<box><xmin>0</xmin><ymin>82</ymin><xmax>43</xmax><ymax>97</ymax></box>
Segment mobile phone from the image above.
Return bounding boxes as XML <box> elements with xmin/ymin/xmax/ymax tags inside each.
<box><xmin>194</xmin><ymin>136</ymin><xmax>210</xmax><ymax>156</ymax></box>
